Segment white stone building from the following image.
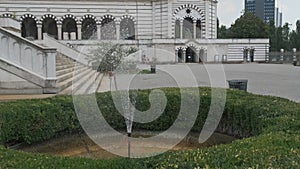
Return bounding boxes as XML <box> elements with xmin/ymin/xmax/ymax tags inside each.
<box><xmin>0</xmin><ymin>0</ymin><xmax>269</xmax><ymax>94</ymax></box>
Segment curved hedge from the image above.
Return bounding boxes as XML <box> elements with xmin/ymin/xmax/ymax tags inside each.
<box><xmin>0</xmin><ymin>88</ymin><xmax>299</xmax><ymax>168</ymax></box>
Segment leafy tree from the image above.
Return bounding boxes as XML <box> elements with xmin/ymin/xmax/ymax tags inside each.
<box><xmin>268</xmin><ymin>20</ymin><xmax>278</xmax><ymax>51</ymax></box>
<box><xmin>289</xmin><ymin>20</ymin><xmax>300</xmax><ymax>51</ymax></box>
<box><xmin>218</xmin><ymin>25</ymin><xmax>229</xmax><ymax>38</ymax></box>
<box><xmin>282</xmin><ymin>23</ymin><xmax>291</xmax><ymax>50</ymax></box>
<box><xmin>228</xmin><ymin>11</ymin><xmax>269</xmax><ymax>38</ymax></box>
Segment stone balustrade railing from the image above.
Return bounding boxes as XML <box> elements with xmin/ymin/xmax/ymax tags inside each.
<box><xmin>0</xmin><ymin>17</ymin><xmax>20</xmax><ymax>31</ymax></box>
<box><xmin>42</xmin><ymin>33</ymin><xmax>89</xmax><ymax>66</ymax></box>
<box><xmin>0</xmin><ymin>27</ymin><xmax>57</xmax><ymax>93</ymax></box>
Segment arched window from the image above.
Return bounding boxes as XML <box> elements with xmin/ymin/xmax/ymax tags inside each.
<box><xmin>183</xmin><ymin>17</ymin><xmax>193</xmax><ymax>39</ymax></box>
<box><xmin>101</xmin><ymin>18</ymin><xmax>116</xmax><ymax>40</ymax></box>
<box><xmin>82</xmin><ymin>18</ymin><xmax>97</xmax><ymax>40</ymax></box>
<box><xmin>21</xmin><ymin>18</ymin><xmax>38</xmax><ymax>40</ymax></box>
<box><xmin>120</xmin><ymin>18</ymin><xmax>135</xmax><ymax>40</ymax></box>
<box><xmin>42</xmin><ymin>18</ymin><xmax>58</xmax><ymax>39</ymax></box>
<box><xmin>62</xmin><ymin>18</ymin><xmax>77</xmax><ymax>40</ymax></box>
<box><xmin>175</xmin><ymin>20</ymin><xmax>180</xmax><ymax>39</ymax></box>
<box><xmin>196</xmin><ymin>20</ymin><xmax>202</xmax><ymax>39</ymax></box>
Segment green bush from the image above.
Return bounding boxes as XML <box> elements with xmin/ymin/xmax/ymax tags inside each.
<box><xmin>0</xmin><ymin>88</ymin><xmax>299</xmax><ymax>168</ymax></box>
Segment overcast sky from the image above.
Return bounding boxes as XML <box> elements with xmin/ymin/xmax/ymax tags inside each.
<box><xmin>218</xmin><ymin>0</ymin><xmax>299</xmax><ymax>30</ymax></box>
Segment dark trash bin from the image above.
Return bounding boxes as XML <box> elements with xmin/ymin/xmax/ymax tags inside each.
<box><xmin>228</xmin><ymin>79</ymin><xmax>248</xmax><ymax>92</ymax></box>
<box><xmin>150</xmin><ymin>64</ymin><xmax>156</xmax><ymax>73</ymax></box>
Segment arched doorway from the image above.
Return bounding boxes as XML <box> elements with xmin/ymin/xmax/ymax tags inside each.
<box><xmin>42</xmin><ymin>18</ymin><xmax>58</xmax><ymax>39</ymax></box>
<box><xmin>62</xmin><ymin>18</ymin><xmax>77</xmax><ymax>40</ymax></box>
<box><xmin>183</xmin><ymin>17</ymin><xmax>194</xmax><ymax>39</ymax></box>
<box><xmin>177</xmin><ymin>49</ymin><xmax>183</xmax><ymax>63</ymax></box>
<box><xmin>186</xmin><ymin>47</ymin><xmax>196</xmax><ymax>63</ymax></box>
<box><xmin>120</xmin><ymin>18</ymin><xmax>135</xmax><ymax>40</ymax></box>
<box><xmin>82</xmin><ymin>18</ymin><xmax>97</xmax><ymax>40</ymax></box>
<box><xmin>21</xmin><ymin>18</ymin><xmax>38</xmax><ymax>40</ymax></box>
<box><xmin>101</xmin><ymin>17</ymin><xmax>116</xmax><ymax>40</ymax></box>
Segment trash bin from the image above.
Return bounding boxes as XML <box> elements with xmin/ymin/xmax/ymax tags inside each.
<box><xmin>150</xmin><ymin>64</ymin><xmax>156</xmax><ymax>73</ymax></box>
<box><xmin>228</xmin><ymin>79</ymin><xmax>248</xmax><ymax>91</ymax></box>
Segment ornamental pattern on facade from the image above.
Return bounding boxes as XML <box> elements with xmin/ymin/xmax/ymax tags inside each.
<box><xmin>1</xmin><ymin>3</ymin><xmax>210</xmax><ymax>42</ymax></box>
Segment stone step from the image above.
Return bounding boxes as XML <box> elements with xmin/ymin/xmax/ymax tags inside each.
<box><xmin>56</xmin><ymin>64</ymin><xmax>75</xmax><ymax>71</ymax></box>
<box><xmin>56</xmin><ymin>61</ymin><xmax>75</xmax><ymax>67</ymax></box>
<box><xmin>57</xmin><ymin>67</ymin><xmax>92</xmax><ymax>92</ymax></box>
<box><xmin>57</xmin><ymin>66</ymin><xmax>88</xmax><ymax>83</ymax></box>
<box><xmin>72</xmin><ymin>70</ymin><xmax>99</xmax><ymax>95</ymax></box>
<box><xmin>56</xmin><ymin>64</ymin><xmax>85</xmax><ymax>77</ymax></box>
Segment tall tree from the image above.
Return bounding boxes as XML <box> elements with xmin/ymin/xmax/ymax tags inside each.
<box><xmin>268</xmin><ymin>20</ymin><xmax>278</xmax><ymax>51</ymax></box>
<box><xmin>282</xmin><ymin>23</ymin><xmax>291</xmax><ymax>50</ymax></box>
<box><xmin>228</xmin><ymin>11</ymin><xmax>269</xmax><ymax>38</ymax></box>
<box><xmin>290</xmin><ymin>20</ymin><xmax>300</xmax><ymax>51</ymax></box>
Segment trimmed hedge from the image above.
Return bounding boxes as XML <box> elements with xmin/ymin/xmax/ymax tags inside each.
<box><xmin>0</xmin><ymin>88</ymin><xmax>267</xmax><ymax>145</ymax></box>
<box><xmin>0</xmin><ymin>88</ymin><xmax>299</xmax><ymax>168</ymax></box>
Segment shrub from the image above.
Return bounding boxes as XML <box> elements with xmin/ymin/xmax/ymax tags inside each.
<box><xmin>0</xmin><ymin>88</ymin><xmax>299</xmax><ymax>168</ymax></box>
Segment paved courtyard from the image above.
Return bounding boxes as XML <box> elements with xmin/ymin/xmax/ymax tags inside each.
<box><xmin>108</xmin><ymin>63</ymin><xmax>300</xmax><ymax>103</ymax></box>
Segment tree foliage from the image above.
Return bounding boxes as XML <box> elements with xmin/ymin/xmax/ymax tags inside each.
<box><xmin>228</xmin><ymin>11</ymin><xmax>269</xmax><ymax>38</ymax></box>
<box><xmin>217</xmin><ymin>11</ymin><xmax>300</xmax><ymax>52</ymax></box>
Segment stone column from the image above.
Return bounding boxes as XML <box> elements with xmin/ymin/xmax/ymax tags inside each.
<box><xmin>193</xmin><ymin>21</ymin><xmax>197</xmax><ymax>39</ymax></box>
<box><xmin>293</xmin><ymin>48</ymin><xmax>297</xmax><ymax>66</ymax></box>
<box><xmin>57</xmin><ymin>24</ymin><xmax>62</xmax><ymax>40</ymax></box>
<box><xmin>247</xmin><ymin>48</ymin><xmax>251</xmax><ymax>62</ymax></box>
<box><xmin>37</xmin><ymin>24</ymin><xmax>42</xmax><ymax>40</ymax></box>
<box><xmin>280</xmin><ymin>48</ymin><xmax>284</xmax><ymax>63</ymax></box>
<box><xmin>116</xmin><ymin>22</ymin><xmax>120</xmax><ymax>40</ymax></box>
<box><xmin>180</xmin><ymin>20</ymin><xmax>183</xmax><ymax>39</ymax></box>
<box><xmin>175</xmin><ymin>50</ymin><xmax>178</xmax><ymax>63</ymax></box>
<box><xmin>77</xmin><ymin>23</ymin><xmax>82</xmax><ymax>40</ymax></box>
<box><xmin>196</xmin><ymin>48</ymin><xmax>200</xmax><ymax>63</ymax></box>
<box><xmin>182</xmin><ymin>50</ymin><xmax>186</xmax><ymax>63</ymax></box>
<box><xmin>97</xmin><ymin>24</ymin><xmax>101</xmax><ymax>40</ymax></box>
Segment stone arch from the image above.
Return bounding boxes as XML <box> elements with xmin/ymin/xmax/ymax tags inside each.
<box><xmin>174</xmin><ymin>4</ymin><xmax>202</xmax><ymax>15</ymax></box>
<box><xmin>41</xmin><ymin>14</ymin><xmax>58</xmax><ymax>39</ymax></box>
<box><xmin>61</xmin><ymin>14</ymin><xmax>78</xmax><ymax>40</ymax></box>
<box><xmin>20</xmin><ymin>14</ymin><xmax>38</xmax><ymax>40</ymax></box>
<box><xmin>40</xmin><ymin>14</ymin><xmax>58</xmax><ymax>23</ymax></box>
<box><xmin>185</xmin><ymin>43</ymin><xmax>199</xmax><ymax>51</ymax></box>
<box><xmin>100</xmin><ymin>15</ymin><xmax>116</xmax><ymax>40</ymax></box>
<box><xmin>173</xmin><ymin>4</ymin><xmax>206</xmax><ymax>39</ymax></box>
<box><xmin>81</xmin><ymin>14</ymin><xmax>97</xmax><ymax>40</ymax></box>
<box><xmin>120</xmin><ymin>15</ymin><xmax>135</xmax><ymax>40</ymax></box>
<box><xmin>2</xmin><ymin>13</ymin><xmax>14</xmax><ymax>18</ymax></box>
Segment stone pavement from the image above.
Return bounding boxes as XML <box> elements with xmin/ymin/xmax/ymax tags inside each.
<box><xmin>107</xmin><ymin>63</ymin><xmax>300</xmax><ymax>103</ymax></box>
<box><xmin>1</xmin><ymin>64</ymin><xmax>299</xmax><ymax>103</ymax></box>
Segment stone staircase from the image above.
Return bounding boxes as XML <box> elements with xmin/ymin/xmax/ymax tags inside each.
<box><xmin>56</xmin><ymin>54</ymin><xmax>104</xmax><ymax>95</ymax></box>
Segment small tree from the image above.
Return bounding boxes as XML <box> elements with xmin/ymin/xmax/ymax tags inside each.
<box><xmin>88</xmin><ymin>42</ymin><xmax>138</xmax><ymax>72</ymax></box>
